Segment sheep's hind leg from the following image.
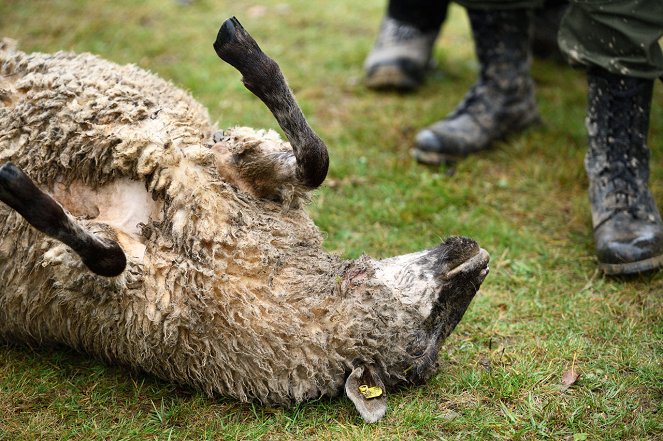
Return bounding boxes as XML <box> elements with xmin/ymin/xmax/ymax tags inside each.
<box><xmin>0</xmin><ymin>162</ymin><xmax>126</xmax><ymax>277</ymax></box>
<box><xmin>213</xmin><ymin>17</ymin><xmax>329</xmax><ymax>190</ymax></box>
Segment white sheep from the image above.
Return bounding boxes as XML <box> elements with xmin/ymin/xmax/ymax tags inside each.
<box><xmin>0</xmin><ymin>18</ymin><xmax>489</xmax><ymax>423</ymax></box>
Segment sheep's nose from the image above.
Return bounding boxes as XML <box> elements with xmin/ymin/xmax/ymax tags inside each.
<box><xmin>442</xmin><ymin>236</ymin><xmax>480</xmax><ymax>266</ymax></box>
<box><xmin>444</xmin><ymin>236</ymin><xmax>478</xmax><ymax>249</ymax></box>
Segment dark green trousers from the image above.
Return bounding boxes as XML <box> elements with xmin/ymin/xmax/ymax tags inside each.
<box><xmin>455</xmin><ymin>0</ymin><xmax>663</xmax><ymax>79</ymax></box>
<box><xmin>559</xmin><ymin>0</ymin><xmax>663</xmax><ymax>79</ymax></box>
<box><xmin>453</xmin><ymin>1</ymin><xmax>544</xmax><ymax>9</ymax></box>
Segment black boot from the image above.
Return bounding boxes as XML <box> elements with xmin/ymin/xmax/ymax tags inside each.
<box><xmin>364</xmin><ymin>18</ymin><xmax>440</xmax><ymax>91</ymax></box>
<box><xmin>364</xmin><ymin>0</ymin><xmax>448</xmax><ymax>91</ymax></box>
<box><xmin>586</xmin><ymin>68</ymin><xmax>663</xmax><ymax>275</ymax></box>
<box><xmin>413</xmin><ymin>8</ymin><xmax>540</xmax><ymax>164</ymax></box>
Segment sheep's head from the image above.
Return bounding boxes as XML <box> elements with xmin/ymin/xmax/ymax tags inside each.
<box><xmin>343</xmin><ymin>237</ymin><xmax>489</xmax><ymax>422</ymax></box>
<box><xmin>379</xmin><ymin>237</ymin><xmax>489</xmax><ymax>381</ymax></box>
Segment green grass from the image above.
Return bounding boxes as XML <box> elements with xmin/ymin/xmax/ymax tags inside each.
<box><xmin>1</xmin><ymin>0</ymin><xmax>662</xmax><ymax>439</ymax></box>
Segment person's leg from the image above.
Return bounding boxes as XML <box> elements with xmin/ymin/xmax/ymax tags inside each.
<box><xmin>530</xmin><ymin>0</ymin><xmax>568</xmax><ymax>62</ymax></box>
<box><xmin>560</xmin><ymin>0</ymin><xmax>663</xmax><ymax>274</ymax></box>
<box><xmin>412</xmin><ymin>0</ymin><xmax>543</xmax><ymax>164</ymax></box>
<box><xmin>387</xmin><ymin>0</ymin><xmax>448</xmax><ymax>32</ymax></box>
<box><xmin>364</xmin><ymin>0</ymin><xmax>449</xmax><ymax>91</ymax></box>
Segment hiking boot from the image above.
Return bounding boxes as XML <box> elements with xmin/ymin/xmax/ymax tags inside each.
<box><xmin>413</xmin><ymin>9</ymin><xmax>540</xmax><ymax>165</ymax></box>
<box><xmin>364</xmin><ymin>17</ymin><xmax>438</xmax><ymax>91</ymax></box>
<box><xmin>585</xmin><ymin>68</ymin><xmax>663</xmax><ymax>275</ymax></box>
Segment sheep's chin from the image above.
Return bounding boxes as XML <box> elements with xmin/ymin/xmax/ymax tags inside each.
<box><xmin>445</xmin><ymin>248</ymin><xmax>490</xmax><ymax>280</ymax></box>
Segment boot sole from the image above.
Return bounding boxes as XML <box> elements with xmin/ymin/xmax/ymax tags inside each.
<box><xmin>599</xmin><ymin>253</ymin><xmax>663</xmax><ymax>275</ymax></box>
<box><xmin>365</xmin><ymin>64</ymin><xmax>423</xmax><ymax>91</ymax></box>
<box><xmin>410</xmin><ymin>148</ymin><xmax>463</xmax><ymax>165</ymax></box>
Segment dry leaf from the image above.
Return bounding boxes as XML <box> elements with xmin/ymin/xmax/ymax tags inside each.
<box><xmin>560</xmin><ymin>367</ymin><xmax>579</xmax><ymax>392</ymax></box>
<box><xmin>561</xmin><ymin>352</ymin><xmax>580</xmax><ymax>392</ymax></box>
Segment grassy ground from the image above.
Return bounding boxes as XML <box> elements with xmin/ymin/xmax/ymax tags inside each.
<box><xmin>0</xmin><ymin>0</ymin><xmax>661</xmax><ymax>439</ymax></box>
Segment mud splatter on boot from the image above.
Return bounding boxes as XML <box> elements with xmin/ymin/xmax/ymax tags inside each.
<box><xmin>413</xmin><ymin>9</ymin><xmax>540</xmax><ymax>164</ymax></box>
<box><xmin>585</xmin><ymin>68</ymin><xmax>663</xmax><ymax>275</ymax></box>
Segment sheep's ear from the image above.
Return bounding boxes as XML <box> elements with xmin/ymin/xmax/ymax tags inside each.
<box><xmin>345</xmin><ymin>365</ymin><xmax>387</xmax><ymax>423</ymax></box>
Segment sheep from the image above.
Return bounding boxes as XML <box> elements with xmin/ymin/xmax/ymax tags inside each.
<box><xmin>0</xmin><ymin>17</ymin><xmax>490</xmax><ymax>423</ymax></box>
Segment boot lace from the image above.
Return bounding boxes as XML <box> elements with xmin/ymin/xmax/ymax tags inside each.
<box><xmin>598</xmin><ymin>78</ymin><xmax>651</xmax><ymax>222</ymax></box>
<box><xmin>450</xmin><ymin>82</ymin><xmax>486</xmax><ymax>118</ymax></box>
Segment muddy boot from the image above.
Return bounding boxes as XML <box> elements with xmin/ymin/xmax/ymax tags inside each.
<box><xmin>413</xmin><ymin>9</ymin><xmax>540</xmax><ymax>165</ymax></box>
<box><xmin>586</xmin><ymin>68</ymin><xmax>663</xmax><ymax>275</ymax></box>
<box><xmin>364</xmin><ymin>17</ymin><xmax>439</xmax><ymax>91</ymax></box>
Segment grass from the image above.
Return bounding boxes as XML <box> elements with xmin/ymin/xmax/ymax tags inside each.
<box><xmin>0</xmin><ymin>0</ymin><xmax>662</xmax><ymax>439</ymax></box>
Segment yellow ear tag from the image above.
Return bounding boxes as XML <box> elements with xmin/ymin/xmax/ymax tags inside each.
<box><xmin>358</xmin><ymin>384</ymin><xmax>383</xmax><ymax>399</ymax></box>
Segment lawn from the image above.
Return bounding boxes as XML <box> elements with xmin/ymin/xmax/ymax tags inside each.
<box><xmin>0</xmin><ymin>0</ymin><xmax>661</xmax><ymax>440</ymax></box>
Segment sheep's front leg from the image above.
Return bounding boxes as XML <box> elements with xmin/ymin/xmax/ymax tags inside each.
<box><xmin>0</xmin><ymin>163</ymin><xmax>126</xmax><ymax>277</ymax></box>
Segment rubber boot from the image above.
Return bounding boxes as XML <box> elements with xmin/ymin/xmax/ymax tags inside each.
<box><xmin>413</xmin><ymin>8</ymin><xmax>540</xmax><ymax>165</ymax></box>
<box><xmin>585</xmin><ymin>68</ymin><xmax>663</xmax><ymax>275</ymax></box>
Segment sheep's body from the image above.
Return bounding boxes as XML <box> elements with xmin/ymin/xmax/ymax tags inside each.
<box><xmin>0</xmin><ymin>25</ymin><xmax>488</xmax><ymax>422</ymax></box>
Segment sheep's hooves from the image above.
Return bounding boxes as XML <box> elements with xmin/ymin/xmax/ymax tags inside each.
<box><xmin>213</xmin><ymin>17</ymin><xmax>247</xmax><ymax>60</ymax></box>
<box><xmin>213</xmin><ymin>17</ymin><xmax>237</xmax><ymax>55</ymax></box>
<box><xmin>82</xmin><ymin>246</ymin><xmax>127</xmax><ymax>277</ymax></box>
